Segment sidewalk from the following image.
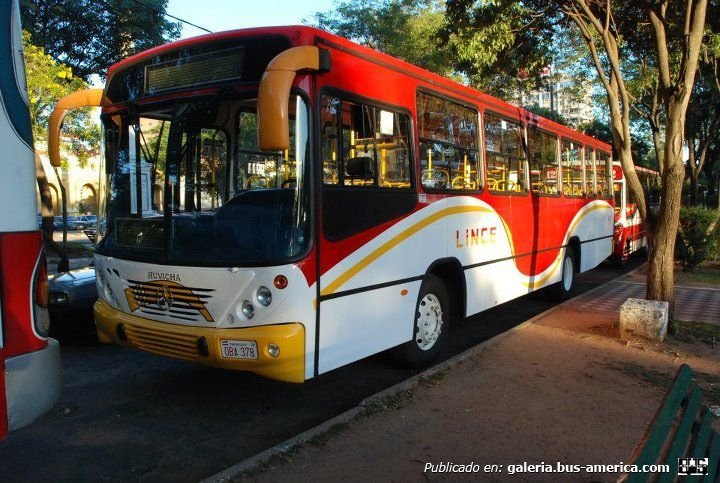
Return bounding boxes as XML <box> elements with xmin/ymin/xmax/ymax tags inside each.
<box><xmin>218</xmin><ymin>267</ymin><xmax>720</xmax><ymax>482</ymax></box>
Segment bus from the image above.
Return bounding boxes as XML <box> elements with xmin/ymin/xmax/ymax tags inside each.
<box><xmin>611</xmin><ymin>163</ymin><xmax>660</xmax><ymax>262</ymax></box>
<box><xmin>49</xmin><ymin>26</ymin><xmax>614</xmax><ymax>383</ymax></box>
<box><xmin>0</xmin><ymin>0</ymin><xmax>62</xmax><ymax>438</ymax></box>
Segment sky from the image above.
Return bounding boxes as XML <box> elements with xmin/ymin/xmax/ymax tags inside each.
<box><xmin>166</xmin><ymin>0</ymin><xmax>338</xmax><ymax>39</ymax></box>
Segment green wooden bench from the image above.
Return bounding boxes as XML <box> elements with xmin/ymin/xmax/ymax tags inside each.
<box><xmin>622</xmin><ymin>364</ymin><xmax>719</xmax><ymax>482</ymax></box>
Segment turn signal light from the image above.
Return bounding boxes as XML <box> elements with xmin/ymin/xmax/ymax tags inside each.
<box><xmin>273</xmin><ymin>275</ymin><xmax>288</xmax><ymax>290</ymax></box>
<box><xmin>35</xmin><ymin>255</ymin><xmax>49</xmax><ymax>308</ymax></box>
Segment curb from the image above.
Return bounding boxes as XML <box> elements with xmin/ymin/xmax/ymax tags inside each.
<box><xmin>201</xmin><ymin>266</ymin><xmax>642</xmax><ymax>482</ymax></box>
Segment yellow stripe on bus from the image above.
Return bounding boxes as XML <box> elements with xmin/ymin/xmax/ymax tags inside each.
<box><xmin>321</xmin><ymin>205</ymin><xmax>495</xmax><ymax>296</ymax></box>
<box><xmin>321</xmin><ymin>201</ymin><xmax>610</xmax><ymax>297</ymax></box>
<box><xmin>521</xmin><ymin>202</ymin><xmax>612</xmax><ymax>289</ymax></box>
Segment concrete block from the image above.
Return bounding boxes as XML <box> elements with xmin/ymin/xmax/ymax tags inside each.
<box><xmin>619</xmin><ymin>298</ymin><xmax>669</xmax><ymax>342</ymax></box>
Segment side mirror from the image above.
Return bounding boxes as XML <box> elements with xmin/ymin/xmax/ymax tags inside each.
<box><xmin>257</xmin><ymin>47</ymin><xmax>328</xmax><ymax>151</ymax></box>
<box><xmin>48</xmin><ymin>89</ymin><xmax>104</xmax><ymax>167</ymax></box>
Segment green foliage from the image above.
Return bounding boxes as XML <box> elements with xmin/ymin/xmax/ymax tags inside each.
<box><xmin>676</xmin><ymin>207</ymin><xmax>720</xmax><ymax>271</ymax></box>
<box><xmin>444</xmin><ymin>0</ymin><xmax>558</xmax><ymax>98</ymax></box>
<box><xmin>578</xmin><ymin>119</ymin><xmax>613</xmax><ymax>145</ymax></box>
<box><xmin>22</xmin><ymin>31</ymin><xmax>100</xmax><ymax>166</ymax></box>
<box><xmin>525</xmin><ymin>104</ymin><xmax>568</xmax><ymax>125</ymax></box>
<box><xmin>310</xmin><ymin>0</ymin><xmax>456</xmax><ymax>77</ymax></box>
<box><xmin>578</xmin><ymin>118</ymin><xmax>658</xmax><ymax>167</ymax></box>
<box><xmin>21</xmin><ymin>0</ymin><xmax>181</xmax><ymax>80</ymax></box>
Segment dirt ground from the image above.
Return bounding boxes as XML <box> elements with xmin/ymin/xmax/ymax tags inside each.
<box><xmin>237</xmin><ymin>265</ymin><xmax>720</xmax><ymax>483</ymax></box>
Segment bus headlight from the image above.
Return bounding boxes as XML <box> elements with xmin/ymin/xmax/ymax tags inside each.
<box><xmin>256</xmin><ymin>286</ymin><xmax>272</xmax><ymax>306</ymax></box>
<box><xmin>241</xmin><ymin>301</ymin><xmax>255</xmax><ymax>319</ymax></box>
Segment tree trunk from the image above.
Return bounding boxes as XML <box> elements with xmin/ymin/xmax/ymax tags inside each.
<box><xmin>35</xmin><ymin>154</ymin><xmax>69</xmax><ymax>272</ymax></box>
<box><xmin>646</xmin><ymin>164</ymin><xmax>683</xmax><ymax>313</ymax></box>
<box><xmin>646</xmin><ymin>110</ymin><xmax>686</xmax><ymax>314</ymax></box>
<box><xmin>54</xmin><ymin>166</ymin><xmax>68</xmax><ymax>247</ymax></box>
<box><xmin>650</xmin><ymin>86</ymin><xmax>664</xmax><ymax>175</ymax></box>
<box><xmin>690</xmin><ymin>174</ymin><xmax>699</xmax><ymax>206</ymax></box>
<box><xmin>687</xmin><ymin>140</ymin><xmax>697</xmax><ymax>205</ymax></box>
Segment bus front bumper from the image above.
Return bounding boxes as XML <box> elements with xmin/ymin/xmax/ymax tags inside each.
<box><xmin>94</xmin><ymin>300</ymin><xmax>305</xmax><ymax>383</ymax></box>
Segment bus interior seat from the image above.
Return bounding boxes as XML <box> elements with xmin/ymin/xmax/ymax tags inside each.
<box><xmin>346</xmin><ymin>156</ymin><xmax>375</xmax><ymax>185</ymax></box>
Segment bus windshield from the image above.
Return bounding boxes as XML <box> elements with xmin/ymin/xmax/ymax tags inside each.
<box><xmin>97</xmin><ymin>94</ymin><xmax>310</xmax><ymax>266</ymax></box>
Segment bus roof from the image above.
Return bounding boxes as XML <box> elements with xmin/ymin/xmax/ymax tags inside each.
<box><xmin>106</xmin><ymin>25</ymin><xmax>611</xmax><ymax>152</ymax></box>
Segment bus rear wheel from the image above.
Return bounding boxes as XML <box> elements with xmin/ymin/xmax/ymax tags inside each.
<box><xmin>546</xmin><ymin>248</ymin><xmax>576</xmax><ymax>302</ymax></box>
<box><xmin>396</xmin><ymin>274</ymin><xmax>448</xmax><ymax>367</ymax></box>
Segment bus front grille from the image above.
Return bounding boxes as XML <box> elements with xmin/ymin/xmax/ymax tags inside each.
<box><xmin>124</xmin><ymin>279</ymin><xmax>215</xmax><ymax>324</ymax></box>
<box><xmin>123</xmin><ymin>321</ymin><xmax>201</xmax><ymax>361</ymax></box>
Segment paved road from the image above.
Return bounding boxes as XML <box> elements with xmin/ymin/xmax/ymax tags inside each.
<box><xmin>570</xmin><ymin>279</ymin><xmax>720</xmax><ymax>324</ymax></box>
<box><xmin>0</xmin><ymin>259</ymin><xmax>643</xmax><ymax>482</ymax></box>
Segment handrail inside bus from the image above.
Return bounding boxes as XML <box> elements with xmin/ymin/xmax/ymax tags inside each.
<box><xmin>48</xmin><ymin>89</ymin><xmax>104</xmax><ymax>167</ymax></box>
<box><xmin>257</xmin><ymin>46</ymin><xmax>328</xmax><ymax>151</ymax></box>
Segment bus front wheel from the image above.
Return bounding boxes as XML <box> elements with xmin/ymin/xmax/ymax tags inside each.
<box><xmin>396</xmin><ymin>274</ymin><xmax>448</xmax><ymax>367</ymax></box>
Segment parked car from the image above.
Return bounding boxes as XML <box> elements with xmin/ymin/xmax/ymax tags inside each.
<box><xmin>48</xmin><ymin>266</ymin><xmax>97</xmax><ymax>335</ymax></box>
<box><xmin>52</xmin><ymin>216</ymin><xmax>88</xmax><ymax>231</ymax></box>
<box><xmin>52</xmin><ymin>216</ymin><xmax>65</xmax><ymax>230</ymax></box>
<box><xmin>78</xmin><ymin>215</ymin><xmax>97</xmax><ymax>228</ymax></box>
<box><xmin>66</xmin><ymin>216</ymin><xmax>88</xmax><ymax>230</ymax></box>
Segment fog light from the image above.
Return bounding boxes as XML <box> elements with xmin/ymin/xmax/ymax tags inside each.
<box><xmin>198</xmin><ymin>337</ymin><xmax>209</xmax><ymax>357</ymax></box>
<box><xmin>241</xmin><ymin>301</ymin><xmax>255</xmax><ymax>319</ymax></box>
<box><xmin>268</xmin><ymin>343</ymin><xmax>280</xmax><ymax>358</ymax></box>
<box><xmin>257</xmin><ymin>286</ymin><xmax>272</xmax><ymax>306</ymax></box>
<box><xmin>116</xmin><ymin>323</ymin><xmax>127</xmax><ymax>341</ymax></box>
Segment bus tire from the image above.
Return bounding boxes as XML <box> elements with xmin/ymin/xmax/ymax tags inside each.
<box><xmin>547</xmin><ymin>248</ymin><xmax>576</xmax><ymax>302</ymax></box>
<box><xmin>396</xmin><ymin>274</ymin><xmax>448</xmax><ymax>367</ymax></box>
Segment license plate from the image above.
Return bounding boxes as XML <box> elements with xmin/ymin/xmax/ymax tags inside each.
<box><xmin>220</xmin><ymin>340</ymin><xmax>258</xmax><ymax>360</ymax></box>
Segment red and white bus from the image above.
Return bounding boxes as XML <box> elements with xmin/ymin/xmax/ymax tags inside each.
<box><xmin>0</xmin><ymin>0</ymin><xmax>61</xmax><ymax>439</ymax></box>
<box><xmin>611</xmin><ymin>163</ymin><xmax>660</xmax><ymax>262</ymax></box>
<box><xmin>51</xmin><ymin>26</ymin><xmax>613</xmax><ymax>383</ymax></box>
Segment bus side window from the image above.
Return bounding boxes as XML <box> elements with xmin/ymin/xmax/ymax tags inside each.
<box><xmin>484</xmin><ymin>113</ymin><xmax>527</xmax><ymax>194</ymax></box>
<box><xmin>561</xmin><ymin>140</ymin><xmax>583</xmax><ymax>197</ymax></box>
<box><xmin>613</xmin><ymin>181</ymin><xmax>623</xmax><ymax>215</ymax></box>
<box><xmin>321</xmin><ymin>96</ymin><xmax>341</xmax><ymax>185</ymax></box>
<box><xmin>595</xmin><ymin>151</ymin><xmax>612</xmax><ymax>198</ymax></box>
<box><xmin>626</xmin><ymin>182</ymin><xmax>636</xmax><ymax>217</ymax></box>
<box><xmin>527</xmin><ymin>126</ymin><xmax>559</xmax><ymax>195</ymax></box>
<box><xmin>416</xmin><ymin>91</ymin><xmax>480</xmax><ymax>192</ymax></box>
<box><xmin>320</xmin><ymin>95</ymin><xmax>411</xmax><ymax>189</ymax></box>
<box><xmin>584</xmin><ymin>147</ymin><xmax>595</xmax><ymax>198</ymax></box>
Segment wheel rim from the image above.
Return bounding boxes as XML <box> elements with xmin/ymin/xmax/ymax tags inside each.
<box><xmin>416</xmin><ymin>293</ymin><xmax>443</xmax><ymax>351</ymax></box>
<box><xmin>562</xmin><ymin>255</ymin><xmax>574</xmax><ymax>291</ymax></box>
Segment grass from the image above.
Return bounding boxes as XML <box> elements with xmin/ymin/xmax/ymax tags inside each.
<box><xmin>675</xmin><ymin>260</ymin><xmax>720</xmax><ymax>285</ymax></box>
<box><xmin>672</xmin><ymin>320</ymin><xmax>720</xmax><ymax>346</ymax></box>
<box><xmin>603</xmin><ymin>361</ymin><xmax>720</xmax><ymax>403</ymax></box>
<box><xmin>418</xmin><ymin>368</ymin><xmax>449</xmax><ymax>388</ymax></box>
<box><xmin>602</xmin><ymin>361</ymin><xmax>673</xmax><ymax>389</ymax></box>
<box><xmin>676</xmin><ymin>269</ymin><xmax>720</xmax><ymax>285</ymax></box>
<box><xmin>363</xmin><ymin>388</ymin><xmax>417</xmax><ymax>415</ymax></box>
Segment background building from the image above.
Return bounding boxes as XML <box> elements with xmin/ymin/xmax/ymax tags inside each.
<box><xmin>37</xmin><ymin>144</ymin><xmax>100</xmax><ymax>216</ymax></box>
<box><xmin>516</xmin><ymin>67</ymin><xmax>595</xmax><ymax>128</ymax></box>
